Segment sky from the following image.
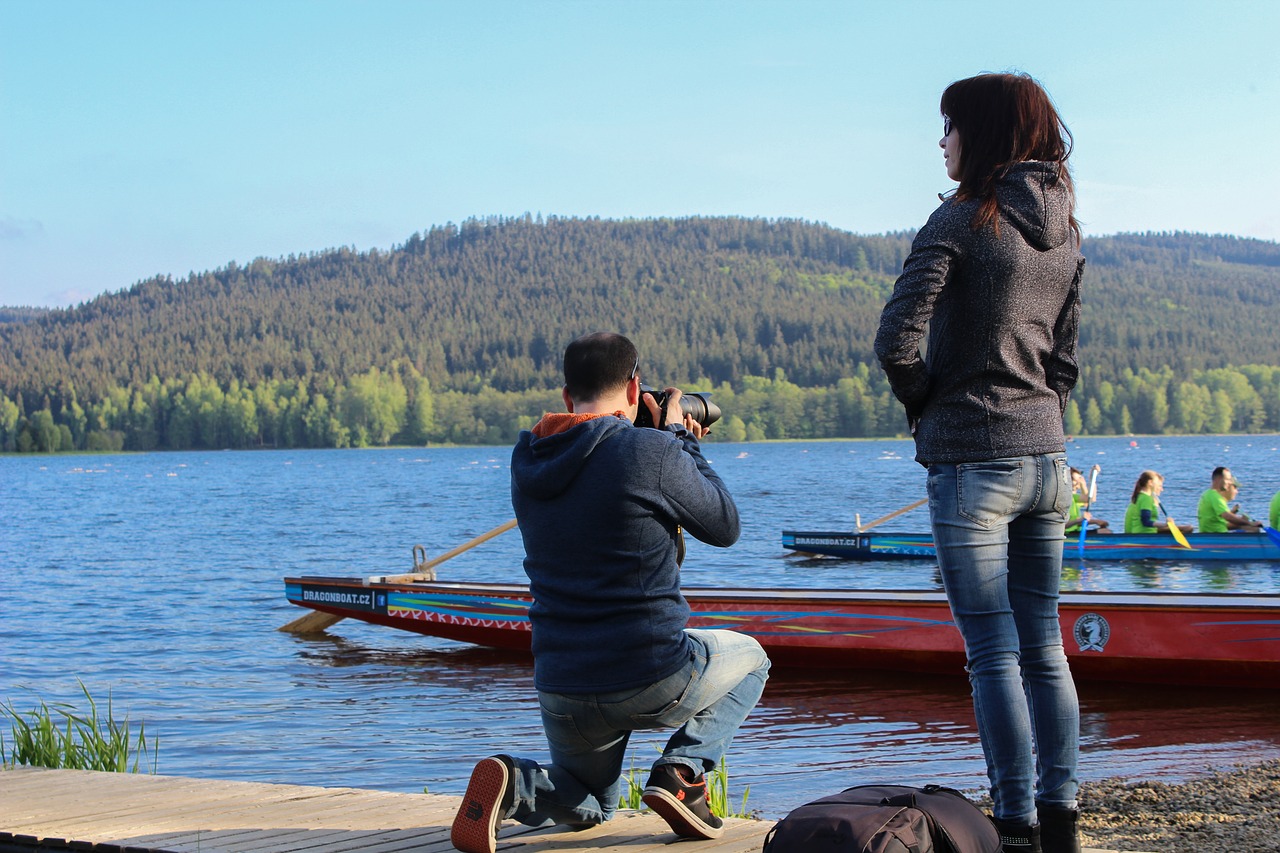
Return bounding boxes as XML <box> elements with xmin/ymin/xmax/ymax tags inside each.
<box><xmin>2</xmin><ymin>0</ymin><xmax>1278</xmax><ymax>309</ymax></box>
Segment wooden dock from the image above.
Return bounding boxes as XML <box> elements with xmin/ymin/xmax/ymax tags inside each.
<box><xmin>1</xmin><ymin>767</ymin><xmax>1132</xmax><ymax>852</ymax></box>
<box><xmin>1</xmin><ymin>767</ymin><xmax>768</xmax><ymax>852</ymax></box>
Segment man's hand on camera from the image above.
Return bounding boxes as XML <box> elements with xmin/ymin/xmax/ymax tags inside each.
<box><xmin>683</xmin><ymin>415</ymin><xmax>707</xmax><ymax>439</ymax></box>
<box><xmin>641</xmin><ymin>388</ymin><xmax>706</xmax><ymax>439</ymax></box>
<box><xmin>665</xmin><ymin>389</ymin><xmax>709</xmax><ymax>439</ymax></box>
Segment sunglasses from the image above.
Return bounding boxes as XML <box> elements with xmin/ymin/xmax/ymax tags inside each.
<box><xmin>943</xmin><ymin>116</ymin><xmax>953</xmax><ymax>137</ymax></box>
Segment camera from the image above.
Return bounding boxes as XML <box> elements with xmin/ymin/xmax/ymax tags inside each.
<box><xmin>634</xmin><ymin>384</ymin><xmax>722</xmax><ymax>430</ymax></box>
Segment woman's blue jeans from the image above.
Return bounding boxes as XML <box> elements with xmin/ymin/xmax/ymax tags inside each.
<box><xmin>504</xmin><ymin>628</ymin><xmax>770</xmax><ymax>828</ymax></box>
<box><xmin>927</xmin><ymin>453</ymin><xmax>1080</xmax><ymax>825</ymax></box>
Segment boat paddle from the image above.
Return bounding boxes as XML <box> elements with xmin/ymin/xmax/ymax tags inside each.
<box><xmin>1077</xmin><ymin>466</ymin><xmax>1098</xmax><ymax>560</ymax></box>
<box><xmin>1265</xmin><ymin>527</ymin><xmax>1280</xmax><ymax>549</ymax></box>
<box><xmin>278</xmin><ymin>518</ymin><xmax>520</xmax><ymax>634</ymax></box>
<box><xmin>856</xmin><ymin>497</ymin><xmax>928</xmax><ymax>533</ymax></box>
<box><xmin>1158</xmin><ymin>501</ymin><xmax>1193</xmax><ymax>549</ymax></box>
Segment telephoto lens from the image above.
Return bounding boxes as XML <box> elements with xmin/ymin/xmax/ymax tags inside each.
<box><xmin>634</xmin><ymin>384</ymin><xmax>722</xmax><ymax>430</ymax></box>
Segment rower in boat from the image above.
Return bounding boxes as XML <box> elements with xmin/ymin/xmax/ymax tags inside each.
<box><xmin>1198</xmin><ymin>467</ymin><xmax>1264</xmax><ymax>533</ymax></box>
<box><xmin>1066</xmin><ymin>465</ymin><xmax>1111</xmax><ymax>534</ymax></box>
<box><xmin>1123</xmin><ymin>470</ymin><xmax>1193</xmax><ymax>536</ymax></box>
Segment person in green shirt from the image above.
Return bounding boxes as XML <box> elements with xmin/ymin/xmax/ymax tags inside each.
<box><xmin>1065</xmin><ymin>465</ymin><xmax>1111</xmax><ymax>534</ymax></box>
<box><xmin>1196</xmin><ymin>467</ymin><xmax>1263</xmax><ymax>533</ymax></box>
<box><xmin>1124</xmin><ymin>471</ymin><xmax>1192</xmax><ymax>535</ymax></box>
<box><xmin>1270</xmin><ymin>488</ymin><xmax>1280</xmax><ymax>530</ymax></box>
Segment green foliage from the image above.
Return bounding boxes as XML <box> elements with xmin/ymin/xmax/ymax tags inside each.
<box><xmin>2</xmin><ymin>681</ymin><xmax>157</xmax><ymax>773</ymax></box>
<box><xmin>2</xmin><ymin>360</ymin><xmax>1280</xmax><ymax>450</ymax></box>
<box><xmin>617</xmin><ymin>753</ymin><xmax>753</xmax><ymax>819</ymax></box>
<box><xmin>707</xmin><ymin>758</ymin><xmax>753</xmax><ymax>820</ymax></box>
<box><xmin>2</xmin><ymin>219</ymin><xmax>1280</xmax><ymax>450</ymax></box>
<box><xmin>618</xmin><ymin>753</ymin><xmax>648</xmax><ymax>810</ymax></box>
<box><xmin>1063</xmin><ymin>400</ymin><xmax>1083</xmax><ymax>436</ymax></box>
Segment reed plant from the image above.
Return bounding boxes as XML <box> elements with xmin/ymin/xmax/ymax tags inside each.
<box><xmin>1</xmin><ymin>680</ymin><xmax>157</xmax><ymax>774</ymax></box>
<box><xmin>707</xmin><ymin>758</ymin><xmax>753</xmax><ymax>819</ymax></box>
<box><xmin>617</xmin><ymin>751</ymin><xmax>753</xmax><ymax>819</ymax></box>
<box><xmin>618</xmin><ymin>753</ymin><xmax>647</xmax><ymax>810</ymax></box>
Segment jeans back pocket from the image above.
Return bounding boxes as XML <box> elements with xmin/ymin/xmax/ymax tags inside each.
<box><xmin>954</xmin><ymin>459</ymin><xmax>1023</xmax><ymax>528</ymax></box>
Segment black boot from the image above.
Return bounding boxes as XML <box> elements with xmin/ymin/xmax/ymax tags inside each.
<box><xmin>1036</xmin><ymin>802</ymin><xmax>1080</xmax><ymax>853</ymax></box>
<box><xmin>994</xmin><ymin>818</ymin><xmax>1042</xmax><ymax>853</ymax></box>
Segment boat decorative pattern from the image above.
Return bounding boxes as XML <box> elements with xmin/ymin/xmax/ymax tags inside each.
<box><xmin>387</xmin><ymin>591</ymin><xmax>533</xmax><ymax>631</ymax></box>
<box><xmin>283</xmin><ymin>579</ymin><xmax>1280</xmax><ymax>687</ymax></box>
<box><xmin>1192</xmin><ymin>618</ymin><xmax>1280</xmax><ymax>642</ymax></box>
<box><xmin>382</xmin><ymin>592</ymin><xmax>955</xmax><ymax>640</ymax></box>
<box><xmin>692</xmin><ymin>608</ymin><xmax>954</xmax><ymax>639</ymax></box>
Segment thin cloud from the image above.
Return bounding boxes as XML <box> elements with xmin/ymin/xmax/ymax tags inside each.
<box><xmin>0</xmin><ymin>216</ymin><xmax>44</xmax><ymax>241</ymax></box>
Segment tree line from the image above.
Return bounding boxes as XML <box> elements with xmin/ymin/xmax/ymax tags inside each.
<box><xmin>3</xmin><ymin>216</ymin><xmax>1280</xmax><ymax>452</ymax></box>
<box><xmin>4</xmin><ymin>360</ymin><xmax>1278</xmax><ymax>453</ymax></box>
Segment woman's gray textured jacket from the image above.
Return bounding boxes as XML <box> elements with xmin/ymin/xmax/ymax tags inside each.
<box><xmin>874</xmin><ymin>161</ymin><xmax>1085</xmax><ymax>466</ymax></box>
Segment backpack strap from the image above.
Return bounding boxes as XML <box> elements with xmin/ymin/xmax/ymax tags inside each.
<box><xmin>881</xmin><ymin>791</ymin><xmax>920</xmax><ymax>808</ymax></box>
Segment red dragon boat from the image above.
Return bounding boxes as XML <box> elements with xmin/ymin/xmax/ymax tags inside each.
<box><xmin>283</xmin><ymin>576</ymin><xmax>1280</xmax><ymax>689</ymax></box>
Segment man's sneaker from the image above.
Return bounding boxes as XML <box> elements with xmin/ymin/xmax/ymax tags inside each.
<box><xmin>451</xmin><ymin>754</ymin><xmax>515</xmax><ymax>853</ymax></box>
<box><xmin>641</xmin><ymin>763</ymin><xmax>725</xmax><ymax>840</ymax></box>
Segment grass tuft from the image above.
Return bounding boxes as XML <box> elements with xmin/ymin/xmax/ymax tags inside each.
<box><xmin>617</xmin><ymin>749</ymin><xmax>753</xmax><ymax>818</ymax></box>
<box><xmin>618</xmin><ymin>753</ymin><xmax>647</xmax><ymax>810</ymax></box>
<box><xmin>707</xmin><ymin>758</ymin><xmax>753</xmax><ymax>819</ymax></box>
<box><xmin>1</xmin><ymin>680</ymin><xmax>157</xmax><ymax>773</ymax></box>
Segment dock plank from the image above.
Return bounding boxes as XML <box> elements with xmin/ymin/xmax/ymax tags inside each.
<box><xmin>0</xmin><ymin>767</ymin><xmax>1136</xmax><ymax>853</ymax></box>
<box><xmin>0</xmin><ymin>768</ymin><xmax>765</xmax><ymax>853</ymax></box>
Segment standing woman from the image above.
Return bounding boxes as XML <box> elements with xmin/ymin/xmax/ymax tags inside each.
<box><xmin>875</xmin><ymin>73</ymin><xmax>1084</xmax><ymax>853</ymax></box>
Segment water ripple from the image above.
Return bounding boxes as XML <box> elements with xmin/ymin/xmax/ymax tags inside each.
<box><xmin>2</xmin><ymin>438</ymin><xmax>1278</xmax><ymax>817</ymax></box>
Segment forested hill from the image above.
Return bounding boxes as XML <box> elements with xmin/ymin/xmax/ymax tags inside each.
<box><xmin>1079</xmin><ymin>232</ymin><xmax>1280</xmax><ymax>377</ymax></box>
<box><xmin>1</xmin><ymin>216</ymin><xmax>914</xmax><ymax>398</ymax></box>
<box><xmin>3</xmin><ymin>216</ymin><xmax>1280</xmax><ymax>451</ymax></box>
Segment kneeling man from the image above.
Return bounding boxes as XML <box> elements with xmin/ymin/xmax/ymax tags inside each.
<box><xmin>451</xmin><ymin>332</ymin><xmax>770</xmax><ymax>853</ymax></box>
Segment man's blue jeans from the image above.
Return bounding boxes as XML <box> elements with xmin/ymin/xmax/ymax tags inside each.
<box><xmin>503</xmin><ymin>628</ymin><xmax>769</xmax><ymax>828</ymax></box>
<box><xmin>927</xmin><ymin>453</ymin><xmax>1080</xmax><ymax>825</ymax></box>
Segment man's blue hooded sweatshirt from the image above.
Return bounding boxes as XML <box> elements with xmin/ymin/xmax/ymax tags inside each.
<box><xmin>511</xmin><ymin>413</ymin><xmax>740</xmax><ymax>695</ymax></box>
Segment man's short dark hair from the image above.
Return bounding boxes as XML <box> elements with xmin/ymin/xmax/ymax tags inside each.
<box><xmin>563</xmin><ymin>332</ymin><xmax>638</xmax><ymax>402</ymax></box>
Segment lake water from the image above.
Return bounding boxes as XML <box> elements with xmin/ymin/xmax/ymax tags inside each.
<box><xmin>2</xmin><ymin>435</ymin><xmax>1278</xmax><ymax>818</ymax></box>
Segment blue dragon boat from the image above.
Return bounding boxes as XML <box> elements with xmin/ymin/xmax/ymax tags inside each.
<box><xmin>781</xmin><ymin>530</ymin><xmax>1280</xmax><ymax>562</ymax></box>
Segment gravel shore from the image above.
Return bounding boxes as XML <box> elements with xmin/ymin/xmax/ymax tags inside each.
<box><xmin>969</xmin><ymin>760</ymin><xmax>1280</xmax><ymax>851</ymax></box>
<box><xmin>1077</xmin><ymin>760</ymin><xmax>1280</xmax><ymax>852</ymax></box>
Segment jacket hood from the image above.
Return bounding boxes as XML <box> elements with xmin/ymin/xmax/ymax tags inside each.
<box><xmin>512</xmin><ymin>415</ymin><xmax>632</xmax><ymax>500</ymax></box>
<box><xmin>998</xmin><ymin>161</ymin><xmax>1075</xmax><ymax>251</ymax></box>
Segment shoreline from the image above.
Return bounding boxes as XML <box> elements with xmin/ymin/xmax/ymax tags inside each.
<box><xmin>1063</xmin><ymin>760</ymin><xmax>1278</xmax><ymax>851</ymax></box>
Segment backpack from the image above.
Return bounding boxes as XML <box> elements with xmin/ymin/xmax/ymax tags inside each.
<box><xmin>762</xmin><ymin>784</ymin><xmax>1002</xmax><ymax>853</ymax></box>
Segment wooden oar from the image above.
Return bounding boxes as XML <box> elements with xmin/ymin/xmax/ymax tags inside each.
<box><xmin>278</xmin><ymin>518</ymin><xmax>519</xmax><ymax>634</ymax></box>
<box><xmin>856</xmin><ymin>497</ymin><xmax>928</xmax><ymax>533</ymax></box>
<box><xmin>1158</xmin><ymin>502</ymin><xmax>1193</xmax><ymax>549</ymax></box>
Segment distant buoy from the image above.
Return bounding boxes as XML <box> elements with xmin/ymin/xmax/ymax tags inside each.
<box><xmin>1129</xmin><ymin>440</ymin><xmax>1138</xmax><ymax>448</ymax></box>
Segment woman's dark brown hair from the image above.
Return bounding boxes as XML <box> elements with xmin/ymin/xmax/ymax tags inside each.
<box><xmin>941</xmin><ymin>72</ymin><xmax>1079</xmax><ymax>240</ymax></box>
<box><xmin>1131</xmin><ymin>470</ymin><xmax>1162</xmax><ymax>505</ymax></box>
